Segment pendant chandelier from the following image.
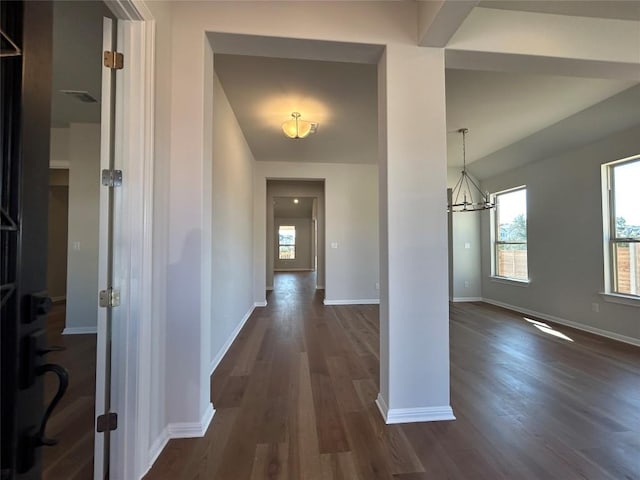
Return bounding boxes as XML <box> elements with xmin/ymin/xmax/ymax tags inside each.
<box><xmin>448</xmin><ymin>128</ymin><xmax>495</xmax><ymax>212</ymax></box>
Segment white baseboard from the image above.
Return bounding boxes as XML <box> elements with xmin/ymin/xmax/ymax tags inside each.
<box><xmin>375</xmin><ymin>394</ymin><xmax>455</xmax><ymax>424</ymax></box>
<box><xmin>316</xmin><ymin>285</ymin><xmax>325</xmax><ymax>289</ymax></box>
<box><xmin>323</xmin><ymin>299</ymin><xmax>380</xmax><ymax>306</ymax></box>
<box><xmin>145</xmin><ymin>426</ymin><xmax>170</xmax><ymax>476</ymax></box>
<box><xmin>482</xmin><ymin>298</ymin><xmax>640</xmax><ymax>347</ymax></box>
<box><xmin>167</xmin><ymin>403</ymin><xmax>215</xmax><ymax>439</ymax></box>
<box><xmin>209</xmin><ymin>303</ymin><xmax>256</xmax><ymax>375</ymax></box>
<box><xmin>266</xmin><ymin>286</ymin><xmax>273</xmax><ymax>291</ymax></box>
<box><xmin>274</xmin><ymin>268</ymin><xmax>314</xmax><ymax>272</ymax></box>
<box><xmin>50</xmin><ymin>160</ymin><xmax>70</xmax><ymax>169</ymax></box>
<box><xmin>254</xmin><ymin>300</ymin><xmax>267</xmax><ymax>307</ymax></box>
<box><xmin>50</xmin><ymin>295</ymin><xmax>66</xmax><ymax>303</ymax></box>
<box><xmin>452</xmin><ymin>297</ymin><xmax>483</xmax><ymax>303</ymax></box>
<box><xmin>62</xmin><ymin>326</ymin><xmax>97</xmax><ymax>335</ymax></box>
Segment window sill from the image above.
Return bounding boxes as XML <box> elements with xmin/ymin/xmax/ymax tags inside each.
<box><xmin>599</xmin><ymin>292</ymin><xmax>640</xmax><ymax>308</ymax></box>
<box><xmin>490</xmin><ymin>276</ymin><xmax>530</xmax><ymax>287</ymax></box>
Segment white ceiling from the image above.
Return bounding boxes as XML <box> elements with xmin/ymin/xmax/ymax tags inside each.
<box><xmin>274</xmin><ymin>197</ymin><xmax>314</xmax><ymax>219</ymax></box>
<box><xmin>445</xmin><ymin>70</ymin><xmax>636</xmax><ymax>166</ymax></box>
<box><xmin>52</xmin><ymin>1</ymin><xmax>640</xmax><ymax>179</ymax></box>
<box><xmin>51</xmin><ymin>1</ymin><xmax>111</xmax><ymax>127</ymax></box>
<box><xmin>479</xmin><ymin>0</ymin><xmax>640</xmax><ymax>21</ymax></box>
<box><xmin>215</xmin><ymin>53</ymin><xmax>637</xmax><ymax>171</ymax></box>
<box><xmin>214</xmin><ymin>54</ymin><xmax>378</xmax><ymax>164</ymax></box>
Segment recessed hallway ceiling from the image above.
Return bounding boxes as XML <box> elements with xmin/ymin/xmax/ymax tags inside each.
<box><xmin>214</xmin><ymin>54</ymin><xmax>378</xmax><ymax>164</ymax></box>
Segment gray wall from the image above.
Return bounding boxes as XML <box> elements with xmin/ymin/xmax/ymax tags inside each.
<box><xmin>447</xmin><ymin>168</ymin><xmax>482</xmax><ymax>300</ymax></box>
<box><xmin>480</xmin><ymin>125</ymin><xmax>640</xmax><ymax>342</ymax></box>
<box><xmin>256</xmin><ymin>163</ymin><xmax>378</xmax><ymax>303</ymax></box>
<box><xmin>274</xmin><ymin>217</ymin><xmax>313</xmax><ymax>270</ymax></box>
<box><xmin>211</xmin><ymin>73</ymin><xmax>256</xmax><ymax>366</ymax></box>
<box><xmin>65</xmin><ymin>123</ymin><xmax>100</xmax><ymax>333</ymax></box>
<box><xmin>47</xmin><ymin>169</ymin><xmax>69</xmax><ymax>300</ymax></box>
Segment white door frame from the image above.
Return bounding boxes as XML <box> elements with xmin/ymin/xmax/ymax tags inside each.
<box><xmin>101</xmin><ymin>1</ymin><xmax>155</xmax><ymax>479</ymax></box>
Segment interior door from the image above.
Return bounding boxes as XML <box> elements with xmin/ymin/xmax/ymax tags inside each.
<box><xmin>94</xmin><ymin>16</ymin><xmax>118</xmax><ymax>480</ymax></box>
<box><xmin>1</xmin><ymin>2</ymin><xmax>69</xmax><ymax>479</ymax></box>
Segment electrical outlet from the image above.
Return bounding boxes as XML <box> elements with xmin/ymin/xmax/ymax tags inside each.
<box><xmin>464</xmin><ymin>242</ymin><xmax>471</xmax><ymax>249</ymax></box>
<box><xmin>375</xmin><ymin>282</ymin><xmax>380</xmax><ymax>290</ymax></box>
<box><xmin>591</xmin><ymin>302</ymin><xmax>599</xmax><ymax>313</ymax></box>
<box><xmin>464</xmin><ymin>281</ymin><xmax>470</xmax><ymax>288</ymax></box>
<box><xmin>72</xmin><ymin>241</ymin><xmax>81</xmax><ymax>251</ymax></box>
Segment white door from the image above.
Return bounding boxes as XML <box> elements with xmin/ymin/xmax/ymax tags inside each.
<box><xmin>95</xmin><ymin>16</ymin><xmax>119</xmax><ymax>480</ymax></box>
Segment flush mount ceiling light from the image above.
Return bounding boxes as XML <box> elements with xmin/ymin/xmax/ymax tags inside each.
<box><xmin>448</xmin><ymin>128</ymin><xmax>495</xmax><ymax>213</ymax></box>
<box><xmin>282</xmin><ymin>112</ymin><xmax>318</xmax><ymax>139</ymax></box>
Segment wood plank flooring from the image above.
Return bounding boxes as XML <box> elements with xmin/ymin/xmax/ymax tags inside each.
<box><xmin>146</xmin><ymin>272</ymin><xmax>640</xmax><ymax>479</ymax></box>
<box><xmin>42</xmin><ymin>302</ymin><xmax>96</xmax><ymax>479</ymax></box>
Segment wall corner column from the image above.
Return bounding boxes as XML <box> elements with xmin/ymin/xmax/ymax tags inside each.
<box><xmin>378</xmin><ymin>44</ymin><xmax>454</xmax><ymax>423</ymax></box>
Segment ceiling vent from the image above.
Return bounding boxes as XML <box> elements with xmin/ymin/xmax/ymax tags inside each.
<box><xmin>60</xmin><ymin>90</ymin><xmax>99</xmax><ymax>103</ymax></box>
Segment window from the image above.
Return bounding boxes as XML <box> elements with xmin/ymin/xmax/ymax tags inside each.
<box><xmin>278</xmin><ymin>225</ymin><xmax>296</xmax><ymax>260</ymax></box>
<box><xmin>493</xmin><ymin>187</ymin><xmax>528</xmax><ymax>281</ymax></box>
<box><xmin>604</xmin><ymin>156</ymin><xmax>640</xmax><ymax>297</ymax></box>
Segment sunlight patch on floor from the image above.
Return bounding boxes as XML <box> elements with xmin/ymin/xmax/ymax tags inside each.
<box><xmin>524</xmin><ymin>317</ymin><xmax>574</xmax><ymax>342</ymax></box>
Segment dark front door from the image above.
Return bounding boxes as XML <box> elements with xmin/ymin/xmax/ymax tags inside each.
<box><xmin>1</xmin><ymin>2</ymin><xmax>68</xmax><ymax>479</ymax></box>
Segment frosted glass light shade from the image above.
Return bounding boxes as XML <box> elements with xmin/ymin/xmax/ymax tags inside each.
<box><xmin>282</xmin><ymin>112</ymin><xmax>312</xmax><ymax>139</ymax></box>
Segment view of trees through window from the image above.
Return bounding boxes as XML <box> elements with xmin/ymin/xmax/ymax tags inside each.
<box><xmin>278</xmin><ymin>225</ymin><xmax>296</xmax><ymax>260</ymax></box>
<box><xmin>494</xmin><ymin>188</ymin><xmax>528</xmax><ymax>280</ymax></box>
<box><xmin>611</xmin><ymin>158</ymin><xmax>640</xmax><ymax>296</ymax></box>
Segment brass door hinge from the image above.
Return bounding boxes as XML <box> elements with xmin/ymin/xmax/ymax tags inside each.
<box><xmin>103</xmin><ymin>50</ymin><xmax>124</xmax><ymax>70</ymax></box>
<box><xmin>96</xmin><ymin>412</ymin><xmax>118</xmax><ymax>432</ymax></box>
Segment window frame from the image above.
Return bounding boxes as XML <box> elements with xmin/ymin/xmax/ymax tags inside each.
<box><xmin>278</xmin><ymin>225</ymin><xmax>296</xmax><ymax>260</ymax></box>
<box><xmin>491</xmin><ymin>185</ymin><xmax>529</xmax><ymax>282</ymax></box>
<box><xmin>603</xmin><ymin>155</ymin><xmax>640</xmax><ymax>298</ymax></box>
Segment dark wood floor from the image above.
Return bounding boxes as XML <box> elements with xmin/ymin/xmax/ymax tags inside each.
<box><xmin>146</xmin><ymin>272</ymin><xmax>640</xmax><ymax>479</ymax></box>
<box><xmin>42</xmin><ymin>302</ymin><xmax>96</xmax><ymax>479</ymax></box>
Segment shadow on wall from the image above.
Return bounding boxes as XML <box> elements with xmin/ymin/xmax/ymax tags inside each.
<box><xmin>166</xmin><ymin>229</ymin><xmax>202</xmax><ymax>406</ymax></box>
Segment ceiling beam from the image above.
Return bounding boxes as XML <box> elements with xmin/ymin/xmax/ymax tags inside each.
<box><xmin>417</xmin><ymin>0</ymin><xmax>479</xmax><ymax>47</ymax></box>
<box><xmin>446</xmin><ymin>7</ymin><xmax>640</xmax><ymax>81</ymax></box>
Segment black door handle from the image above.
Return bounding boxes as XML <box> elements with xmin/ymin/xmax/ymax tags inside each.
<box><xmin>36</xmin><ymin>363</ymin><xmax>69</xmax><ymax>446</ymax></box>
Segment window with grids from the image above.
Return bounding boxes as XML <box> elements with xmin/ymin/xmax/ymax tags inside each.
<box><xmin>278</xmin><ymin>225</ymin><xmax>296</xmax><ymax>260</ymax></box>
<box><xmin>604</xmin><ymin>156</ymin><xmax>640</xmax><ymax>297</ymax></box>
<box><xmin>493</xmin><ymin>187</ymin><xmax>528</xmax><ymax>281</ymax></box>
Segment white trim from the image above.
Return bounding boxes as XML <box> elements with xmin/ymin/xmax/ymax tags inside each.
<box><xmin>323</xmin><ymin>299</ymin><xmax>380</xmax><ymax>305</ymax></box>
<box><xmin>62</xmin><ymin>326</ymin><xmax>97</xmax><ymax>335</ymax></box>
<box><xmin>316</xmin><ymin>284</ymin><xmax>325</xmax><ymax>289</ymax></box>
<box><xmin>49</xmin><ymin>160</ymin><xmax>70</xmax><ymax>169</ymax></box>
<box><xmin>144</xmin><ymin>426</ymin><xmax>170</xmax><ymax>477</ymax></box>
<box><xmin>266</xmin><ymin>286</ymin><xmax>274</xmax><ymax>291</ymax></box>
<box><xmin>600</xmin><ymin>292</ymin><xmax>640</xmax><ymax>308</ymax></box>
<box><xmin>50</xmin><ymin>295</ymin><xmax>66</xmax><ymax>303</ymax></box>
<box><xmin>452</xmin><ymin>296</ymin><xmax>483</xmax><ymax>302</ymax></box>
<box><xmin>490</xmin><ymin>276</ymin><xmax>530</xmax><ymax>287</ymax></box>
<box><xmin>98</xmin><ymin>4</ymin><xmax>156</xmax><ymax>480</ymax></box>
<box><xmin>255</xmin><ymin>300</ymin><xmax>268</xmax><ymax>307</ymax></box>
<box><xmin>375</xmin><ymin>394</ymin><xmax>455</xmax><ymax>424</ymax></box>
<box><xmin>167</xmin><ymin>403</ymin><xmax>215</xmax><ymax>439</ymax></box>
<box><xmin>209</xmin><ymin>304</ymin><xmax>257</xmax><ymax>375</ymax></box>
<box><xmin>482</xmin><ymin>298</ymin><xmax>640</xmax><ymax>347</ymax></box>
<box><xmin>274</xmin><ymin>268</ymin><xmax>314</xmax><ymax>272</ymax></box>
<box><xmin>375</xmin><ymin>393</ymin><xmax>389</xmax><ymax>420</ymax></box>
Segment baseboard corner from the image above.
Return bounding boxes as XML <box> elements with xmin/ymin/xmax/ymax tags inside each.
<box><xmin>167</xmin><ymin>403</ymin><xmax>215</xmax><ymax>439</ymax></box>
<box><xmin>62</xmin><ymin>326</ymin><xmax>97</xmax><ymax>335</ymax></box>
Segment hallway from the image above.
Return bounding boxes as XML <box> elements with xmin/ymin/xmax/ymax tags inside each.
<box><xmin>146</xmin><ymin>272</ymin><xmax>640</xmax><ymax>479</ymax></box>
